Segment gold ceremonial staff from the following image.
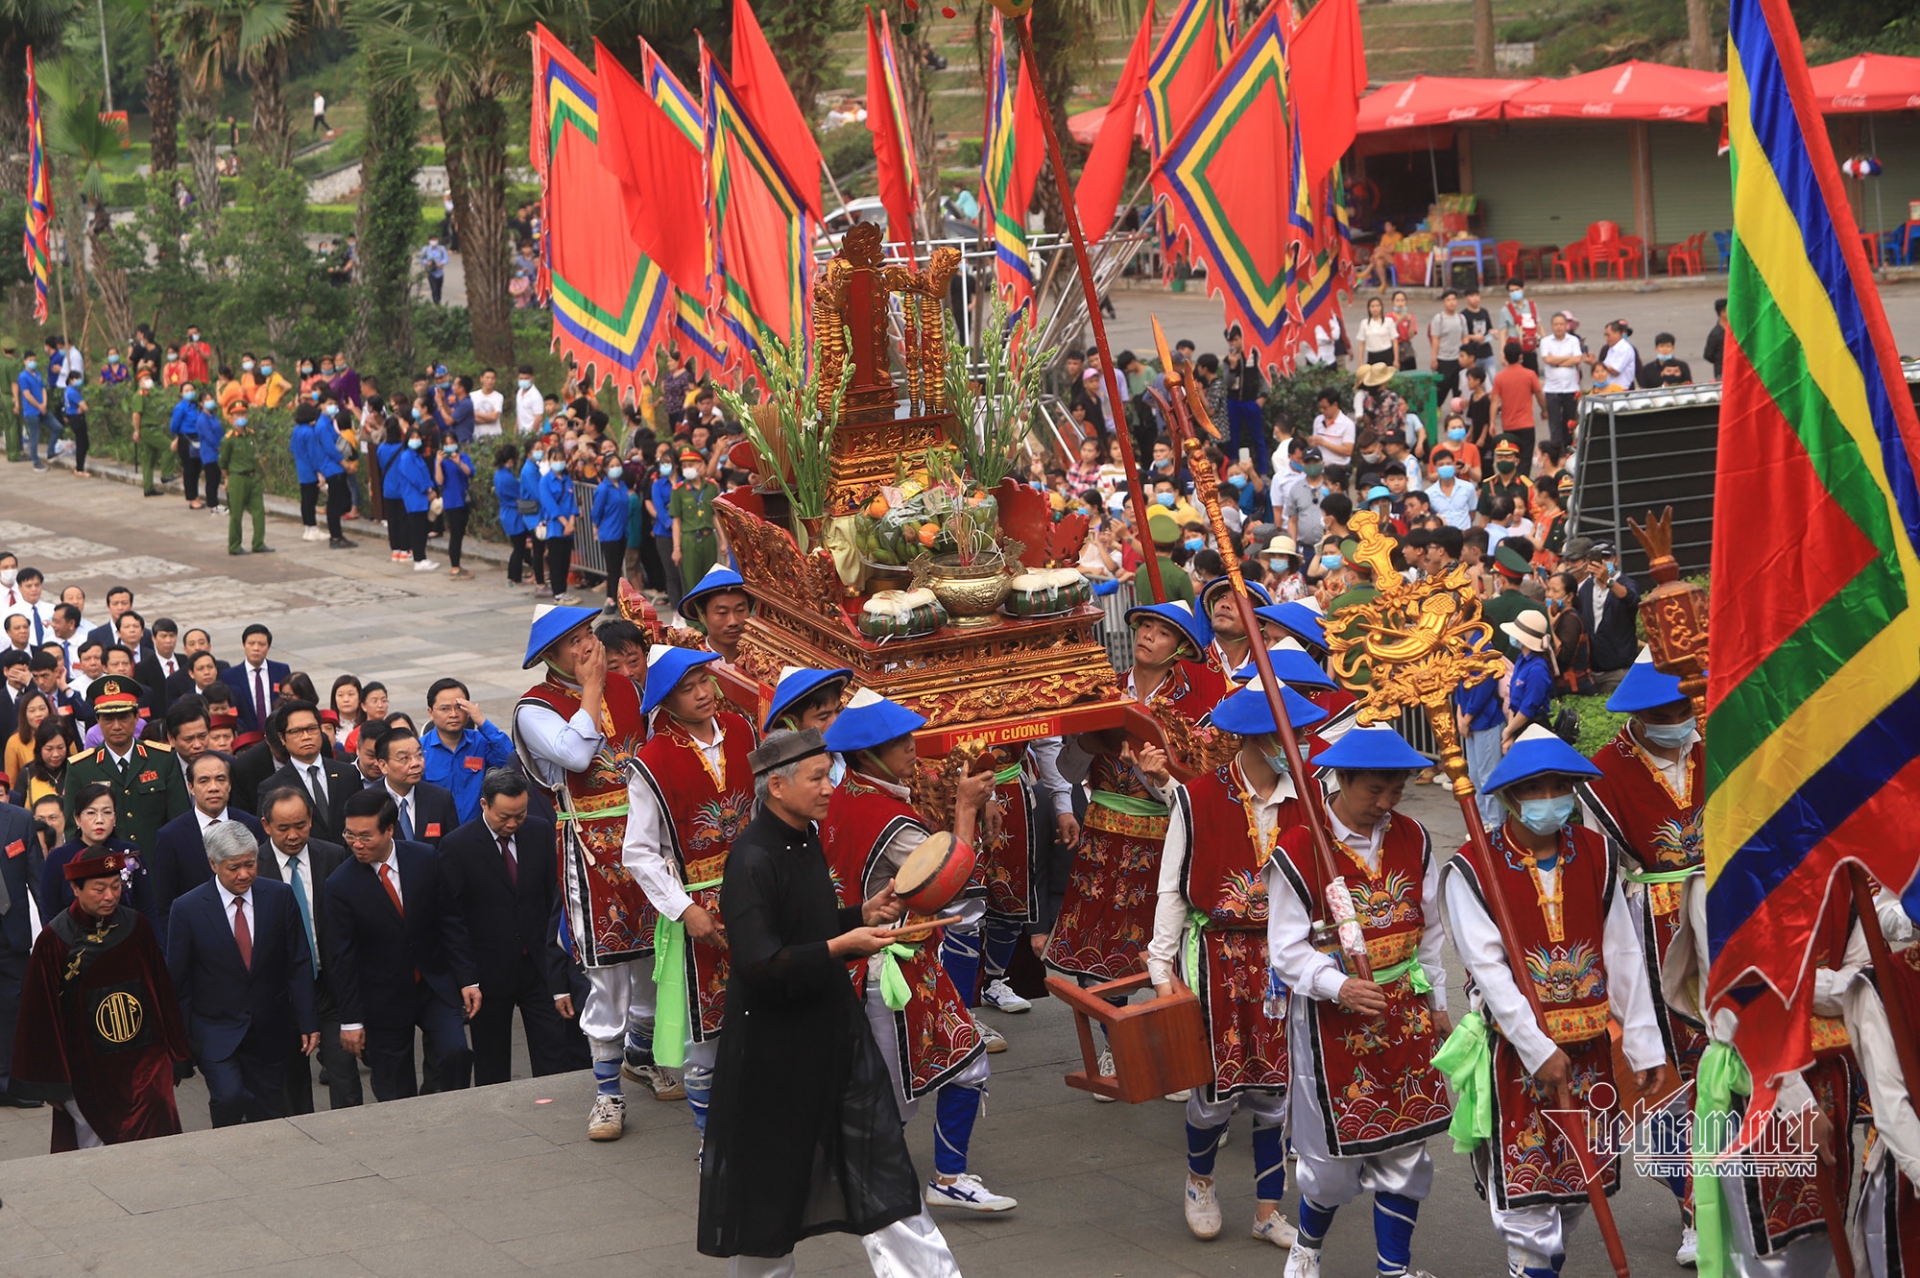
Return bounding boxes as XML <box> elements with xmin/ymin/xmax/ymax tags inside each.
<box><xmin>1151</xmin><ymin>317</ymin><xmax>1373</xmax><ymax>980</ymax></box>
<box><xmin>1325</xmin><ymin>511</ymin><xmax>1633</xmax><ymax>1278</ymax></box>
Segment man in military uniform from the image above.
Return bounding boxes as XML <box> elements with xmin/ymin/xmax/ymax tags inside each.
<box><xmin>1480</xmin><ymin>541</ymin><xmax>1546</xmax><ymax>661</ymax></box>
<box><xmin>1133</xmin><ymin>509</ymin><xmax>1195</xmax><ymax>607</ymax></box>
<box><xmin>1</xmin><ymin>337</ymin><xmax>23</xmax><ymax>463</ymax></box>
<box><xmin>129</xmin><ymin>367</ymin><xmax>168</xmax><ymax>497</ymax></box>
<box><xmin>63</xmin><ymin>674</ymin><xmax>190</xmax><ymax>858</ymax></box>
<box><xmin>1477</xmin><ymin>438</ymin><xmax>1533</xmax><ymax>518</ymax></box>
<box><xmin>219</xmin><ymin>410</ymin><xmax>272</xmax><ymax>555</ymax></box>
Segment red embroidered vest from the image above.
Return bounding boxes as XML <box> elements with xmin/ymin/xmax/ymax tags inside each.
<box><xmin>515</xmin><ymin>672</ymin><xmax>654</xmax><ymax>966</ymax></box>
<box><xmin>1274</xmin><ymin>813</ymin><xmax>1453</xmax><ymax>1153</ymax></box>
<box><xmin>1582</xmin><ymin>729</ymin><xmax>1703</xmax><ymax>877</ymax></box>
<box><xmin>1182</xmin><ymin>763</ymin><xmax>1308</xmax><ymax>930</ymax></box>
<box><xmin>632</xmin><ymin>711</ymin><xmax>757</xmax><ymax>1040</ymax></box>
<box><xmin>823</xmin><ymin>775</ymin><xmax>984</xmax><ymax>1099</ymax></box>
<box><xmin>1457</xmin><ymin>823</ymin><xmax>1613</xmax><ymax>1046</ymax></box>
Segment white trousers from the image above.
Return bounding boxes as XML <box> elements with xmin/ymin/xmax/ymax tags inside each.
<box><xmin>1285</xmin><ymin>1003</ymin><xmax>1434</xmax><ymax>1206</ymax></box>
<box><xmin>1490</xmin><ymin>1200</ymin><xmax>1585</xmax><ymax>1273</ymax></box>
<box><xmin>726</xmin><ymin>1207</ymin><xmax>961</xmax><ymax>1278</ymax></box>
<box><xmin>863</xmin><ymin>980</ymin><xmax>989</xmax><ymax>1123</ymax></box>
<box><xmin>1725</xmin><ymin>1171</ymin><xmax>1833</xmax><ymax>1278</ymax></box>
<box><xmin>580</xmin><ymin>958</ymin><xmax>657</xmax><ymax>1062</ymax></box>
<box><xmin>1186</xmin><ymin>1088</ymin><xmax>1288</xmax><ymax>1130</ymax></box>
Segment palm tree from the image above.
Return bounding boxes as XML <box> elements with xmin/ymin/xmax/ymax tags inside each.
<box><xmin>41</xmin><ymin>62</ymin><xmax>135</xmax><ymax>342</ymax></box>
<box><xmin>351</xmin><ymin>66</ymin><xmax>421</xmax><ymax>380</ymax></box>
<box><xmin>353</xmin><ymin>0</ymin><xmax>589</xmax><ymax>366</ymax></box>
<box><xmin>0</xmin><ymin>0</ymin><xmax>78</xmax><ymax>192</ymax></box>
<box><xmin>168</xmin><ymin>0</ymin><xmax>335</xmax><ymax>172</ymax></box>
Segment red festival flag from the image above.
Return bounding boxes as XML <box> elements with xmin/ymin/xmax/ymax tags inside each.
<box><xmin>24</xmin><ymin>47</ymin><xmax>50</xmax><ymax>325</ymax></box>
<box><xmin>1292</xmin><ymin>0</ymin><xmax>1366</xmax><ymax>187</ymax></box>
<box><xmin>865</xmin><ymin>7</ymin><xmax>919</xmax><ymax>258</ymax></box>
<box><xmin>731</xmin><ymin>0</ymin><xmax>825</xmax><ymax>220</ymax></box>
<box><xmin>595</xmin><ymin>40</ymin><xmax>706</xmax><ymax>298</ymax></box>
<box><xmin>1077</xmin><ymin>3</ymin><xmax>1153</xmax><ymax>243</ymax></box>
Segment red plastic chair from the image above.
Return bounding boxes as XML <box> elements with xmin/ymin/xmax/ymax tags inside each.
<box><xmin>1550</xmin><ymin>240</ymin><xmax>1590</xmax><ymax>281</ymax></box>
<box><xmin>1585</xmin><ymin>221</ymin><xmax>1632</xmax><ymax>280</ymax></box>
<box><xmin>1617</xmin><ymin>235</ymin><xmax>1647</xmax><ymax>277</ymax></box>
<box><xmin>1665</xmin><ymin>232</ymin><xmax>1705</xmax><ymax>276</ymax></box>
<box><xmin>1495</xmin><ymin>239</ymin><xmax>1524</xmax><ymax>282</ymax></box>
<box><xmin>1859</xmin><ymin>231</ymin><xmax>1881</xmax><ymax>268</ymax></box>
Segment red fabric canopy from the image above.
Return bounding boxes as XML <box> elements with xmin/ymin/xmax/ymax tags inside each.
<box><xmin>1503</xmin><ymin>59</ymin><xmax>1727</xmax><ymax>123</ymax></box>
<box><xmin>1807</xmin><ymin>53</ymin><xmax>1920</xmax><ymax>114</ymax></box>
<box><xmin>1356</xmin><ymin>76</ymin><xmax>1536</xmax><ymax>133</ymax></box>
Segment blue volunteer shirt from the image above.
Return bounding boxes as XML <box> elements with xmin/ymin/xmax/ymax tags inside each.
<box><xmin>421</xmin><ymin>721</ymin><xmax>517</xmax><ymax>824</ymax></box>
<box><xmin>1508</xmin><ymin>651</ymin><xmax>1553</xmax><ymax>724</ymax></box>
<box><xmin>440</xmin><ymin>452</ymin><xmax>473</xmax><ymax>510</ymax></box>
<box><xmin>17</xmin><ymin>368</ymin><xmax>44</xmax><ymax>417</ymax></box>
<box><xmin>1456</xmin><ymin>674</ymin><xmax>1504</xmax><ymax>733</ymax></box>
<box><xmin>493</xmin><ymin>466</ymin><xmax>524</xmax><ymax>537</ymax></box>
<box><xmin>591</xmin><ymin>479</ymin><xmax>630</xmax><ymax>542</ymax></box>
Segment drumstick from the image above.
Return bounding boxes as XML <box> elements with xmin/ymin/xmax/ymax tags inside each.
<box><xmin>877</xmin><ymin>913</ymin><xmax>968</xmax><ymax>938</ymax></box>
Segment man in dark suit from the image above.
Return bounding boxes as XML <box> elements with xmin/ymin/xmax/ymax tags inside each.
<box><xmin>228</xmin><ymin>729</ymin><xmax>285</xmax><ymax>817</ymax></box>
<box><xmin>216</xmin><ymin>623</ymin><xmax>291</xmax><ymax>738</ymax></box>
<box><xmin>0</xmin><ymin>650</ymin><xmax>28</xmax><ymax>743</ymax></box>
<box><xmin>165</xmin><ymin>819</ymin><xmax>317</xmax><ymax>1126</ymax></box>
<box><xmin>372</xmin><ymin>725</ymin><xmax>457</xmax><ymax>849</ymax></box>
<box><xmin>255</xmin><ymin>783</ymin><xmax>359</xmax><ymax>1110</ymax></box>
<box><xmin>438</xmin><ymin>769</ymin><xmax>583</xmax><ymax>1083</ymax></box>
<box><xmin>82</xmin><ymin>586</ymin><xmax>145</xmax><ymax>658</ymax></box>
<box><xmin>133</xmin><ymin>617</ymin><xmax>185</xmax><ymax>698</ymax></box>
<box><xmin>263</xmin><ymin>701</ymin><xmax>359</xmax><ymax>841</ymax></box>
<box><xmin>0</xmin><ymin>799</ymin><xmax>46</xmax><ymax>1108</ymax></box>
<box><xmin>150</xmin><ymin>752</ymin><xmax>266</xmax><ymax>947</ymax></box>
<box><xmin>326</xmin><ymin>787</ymin><xmax>478</xmax><ymax>1100</ymax></box>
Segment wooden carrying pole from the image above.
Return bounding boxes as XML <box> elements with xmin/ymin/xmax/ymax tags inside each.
<box><xmin>1152</xmin><ymin>320</ymin><xmax>1369</xmax><ymax>979</ymax></box>
<box><xmin>1009</xmin><ymin>16</ymin><xmax>1165</xmax><ymax>606</ymax></box>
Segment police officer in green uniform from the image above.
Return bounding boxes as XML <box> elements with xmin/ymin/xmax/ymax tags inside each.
<box><xmin>1480</xmin><ymin>540</ymin><xmax>1548</xmax><ymax>660</ymax></box>
<box><xmin>218</xmin><ymin>409</ymin><xmax>273</xmax><ymax>555</ymax></box>
<box><xmin>1477</xmin><ymin>437</ymin><xmax>1533</xmax><ymax>518</ymax></box>
<box><xmin>1133</xmin><ymin>509</ymin><xmax>1196</xmax><ymax>607</ymax></box>
<box><xmin>62</xmin><ymin>674</ymin><xmax>190</xmax><ymax>858</ymax></box>
<box><xmin>669</xmin><ymin>448</ymin><xmax>723</xmax><ymax>595</ymax></box>
<box><xmin>129</xmin><ymin>367</ymin><xmax>168</xmax><ymax>496</ymax></box>
<box><xmin>0</xmin><ymin>337</ymin><xmax>22</xmax><ymax>463</ymax></box>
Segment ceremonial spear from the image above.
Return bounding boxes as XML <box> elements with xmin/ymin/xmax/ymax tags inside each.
<box><xmin>1150</xmin><ymin>317</ymin><xmax>1370</xmax><ymax>981</ymax></box>
<box><xmin>1323</xmin><ymin>512</ymin><xmax>1633</xmax><ymax>1278</ymax></box>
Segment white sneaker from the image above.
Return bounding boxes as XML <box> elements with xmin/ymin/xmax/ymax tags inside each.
<box><xmin>1252</xmin><ymin>1211</ymin><xmax>1300</xmax><ymax>1249</ymax></box>
<box><xmin>1184</xmin><ymin>1173</ymin><xmax>1222</xmax><ymax>1239</ymax></box>
<box><xmin>1164</xmin><ymin>1089</ymin><xmax>1192</xmax><ymax>1102</ymax></box>
<box><xmin>925</xmin><ymin>1173</ymin><xmax>1017</xmax><ymax>1213</ymax></box>
<box><xmin>1093</xmin><ymin>1048</ymin><xmax>1117</xmax><ymax>1102</ymax></box>
<box><xmin>621</xmin><ymin>1060</ymin><xmax>686</xmax><ymax>1101</ymax></box>
<box><xmin>1284</xmin><ymin>1242</ymin><xmax>1322</xmax><ymax>1278</ymax></box>
<box><xmin>413</xmin><ymin>559</ymin><xmax>439</xmax><ymax>572</ymax></box>
<box><xmin>587</xmin><ymin>1093</ymin><xmax>626</xmax><ymax>1141</ymax></box>
<box><xmin>974</xmin><ymin>1015</ymin><xmax>1007</xmax><ymax>1054</ymax></box>
<box><xmin>1676</xmin><ymin>1225</ymin><xmax>1699</xmax><ymax>1268</ymax></box>
<box><xmin>980</xmin><ymin>978</ymin><xmax>1032</xmax><ymax>1013</ymax></box>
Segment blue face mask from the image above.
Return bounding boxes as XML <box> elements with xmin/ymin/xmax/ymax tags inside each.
<box><xmin>531</xmin><ymin>450</ymin><xmax>545</xmax><ymax>464</ymax></box>
<box><xmin>1437</xmin><ymin>464</ymin><xmax>1457</xmax><ymax>480</ymax></box>
<box><xmin>233</xmin><ymin>417</ymin><xmax>248</xmax><ymax>428</ymax></box>
<box><xmin>1447</xmin><ymin>427</ymin><xmax>1467</xmax><ymax>442</ymax></box>
<box><xmin>1510</xmin><ymin>290</ymin><xmax>1525</xmax><ymax>303</ymax></box>
<box><xmin>1320</xmin><ymin>553</ymin><xmax>1342</xmax><ymax>571</ymax></box>
<box><xmin>1289</xmin><ymin>460</ymin><xmax>1304</xmax><ymax>474</ymax></box>
<box><xmin>1513</xmin><ymin>794</ymin><xmax>1575</xmax><ymax>835</ymax></box>
<box><xmin>1228</xmin><ymin>473</ymin><xmax>1249</xmax><ymax>489</ymax></box>
<box><xmin>1639</xmin><ymin>717</ymin><xmax>1696</xmax><ymax>748</ymax></box>
<box><xmin>1155</xmin><ymin>493</ymin><xmax>1176</xmax><ymax>508</ymax></box>
<box><xmin>1184</xmin><ymin>537</ymin><xmax>1205</xmax><ymax>552</ymax></box>
<box><xmin>659</xmin><ymin>461</ymin><xmax>672</xmax><ymax>475</ymax></box>
<box><xmin>107</xmin><ymin>354</ymin><xmax>119</xmax><ymax>364</ymax></box>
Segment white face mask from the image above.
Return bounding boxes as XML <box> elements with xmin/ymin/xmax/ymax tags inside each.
<box><xmin>241</xmin><ymin>360</ymin><xmax>255</xmax><ymax>371</ymax></box>
<box><xmin>0</xmin><ymin>569</ymin><xmax>14</xmax><ymax>587</ymax></box>
<box><xmin>681</xmin><ymin>466</ymin><xmax>699</xmax><ymax>481</ymax></box>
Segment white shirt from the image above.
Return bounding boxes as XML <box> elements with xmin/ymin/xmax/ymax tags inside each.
<box><xmin>271</xmin><ymin>841</ymin><xmax>317</xmax><ymax>968</ymax></box>
<box><xmin>1357</xmin><ymin>316</ymin><xmax>1398</xmax><ymax>355</ymax></box>
<box><xmin>516</xmin><ymin>383</ymin><xmax>544</xmax><ymax>434</ymax></box>
<box><xmin>218</xmin><ymin>881</ymin><xmax>254</xmax><ymax>948</ymax></box>
<box><xmin>1263</xmin><ymin>810</ymin><xmax>1448</xmax><ymax>1009</ymax></box>
<box><xmin>289</xmin><ymin>752</ymin><xmax>328</xmax><ymax>808</ymax></box>
<box><xmin>385</xmin><ymin>783</ymin><xmax>418</xmax><ymax>836</ymax></box>
<box><xmin>471</xmin><ymin>388</ymin><xmax>505</xmax><ymax>436</ymax></box>
<box><xmin>512</xmin><ymin>698</ymin><xmax>604</xmax><ymax>789</ymax></box>
<box><xmin>4</xmin><ymin>599</ymin><xmax>54</xmax><ymax>644</ymax></box>
<box><xmin>621</xmin><ymin>718</ymin><xmax>732</xmax><ymax>922</ymax></box>
<box><xmin>1440</xmin><ymin>847</ymin><xmax>1663</xmax><ymax>1074</ymax></box>
<box><xmin>151</xmin><ymin>652</ymin><xmax>179</xmax><ymax>681</ymax></box>
<box><xmin>313</xmin><ymin>94</ymin><xmax>326</xmax><ymax>113</ymax></box>
<box><xmin>1146</xmin><ymin>764</ymin><xmax>1298</xmax><ymax>987</ymax></box>
<box><xmin>1597</xmin><ymin>337</ymin><xmax>1637</xmax><ymax>390</ymax></box>
<box><xmin>194</xmin><ymin>805</ymin><xmax>236</xmax><ymax>836</ymax></box>
<box><xmin>1538</xmin><ymin>333</ymin><xmax>1583</xmax><ymax>395</ymax></box>
<box><xmin>1312</xmin><ymin>411</ymin><xmax>1355</xmax><ymax>460</ymax></box>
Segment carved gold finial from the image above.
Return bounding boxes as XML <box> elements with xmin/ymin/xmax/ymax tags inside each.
<box><xmin>1628</xmin><ymin>505</ymin><xmax>1710</xmax><ymax>721</ymax></box>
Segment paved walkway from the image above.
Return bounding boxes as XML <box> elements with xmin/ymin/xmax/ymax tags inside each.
<box><xmin>0</xmin><ymin>467</ymin><xmax>1706</xmax><ymax>1276</ymax></box>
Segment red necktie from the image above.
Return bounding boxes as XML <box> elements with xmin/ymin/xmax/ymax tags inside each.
<box><xmin>232</xmin><ymin>897</ymin><xmax>252</xmax><ymax>969</ymax></box>
<box><xmin>378</xmin><ymin>862</ymin><xmax>404</xmax><ymax>917</ymax></box>
<box><xmin>252</xmin><ymin>666</ymin><xmax>268</xmax><ymax>726</ymax></box>
<box><xmin>498</xmin><ymin>833</ymin><xmax>518</xmax><ymax>890</ymax></box>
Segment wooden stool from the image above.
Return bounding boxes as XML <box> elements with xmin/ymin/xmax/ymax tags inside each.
<box><xmin>1046</xmin><ymin>971</ymin><xmax>1214</xmax><ymax>1103</ymax></box>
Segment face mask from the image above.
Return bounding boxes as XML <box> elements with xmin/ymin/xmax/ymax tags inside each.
<box><xmin>1362</xmin><ymin>451</ymin><xmax>1384</xmax><ymax>464</ymax></box>
<box><xmin>1304</xmin><ymin>466</ymin><xmax>1324</xmax><ymax>480</ymax></box>
<box><xmin>242</xmin><ymin>360</ymin><xmax>254</xmax><ymax>371</ymax></box>
<box><xmin>234</xmin><ymin>417</ymin><xmax>249</xmax><ymax>428</ymax></box>
<box><xmin>1437</xmin><ymin>464</ymin><xmax>1457</xmax><ymax>480</ymax></box>
<box><xmin>139</xmin><ymin>379</ymin><xmax>153</xmax><ymax>391</ymax></box>
<box><xmin>1605</xmin><ymin>560</ymin><xmax>1617</xmax><ymax>575</ymax></box>
<box><xmin>322</xmin><ymin>403</ymin><xmax>338</xmax><ymax>417</ymax></box>
<box><xmin>301</xmin><ymin>365</ymin><xmax>313</xmax><ymax>375</ymax></box>
<box><xmin>406</xmin><ymin>437</ymin><xmax>422</xmax><ymax>451</ymax></box>
<box><xmin>1447</xmin><ymin>427</ymin><xmax>1467</xmax><ymax>442</ymax></box>
<box><xmin>659</xmin><ymin>462</ymin><xmax>672</xmax><ymax>475</ymax></box>
<box><xmin>1320</xmin><ymin>553</ymin><xmax>1342</xmax><ymax>571</ymax></box>
<box><xmin>310</xmin><ymin>390</ymin><xmax>322</xmax><ymax>402</ymax></box>
<box><xmin>518</xmin><ymin>378</ymin><xmax>531</xmax><ymax>389</ymax></box>
<box><xmin>1155</xmin><ymin>493</ymin><xmax>1176</xmax><ymax>508</ymax></box>
<box><xmin>182</xmin><ymin>387</ymin><xmax>194</xmax><ymax>400</ymax></box>
<box><xmin>444</xmin><ymin>440</ymin><xmax>459</xmax><ymax>453</ymax></box>
<box><xmin>1510</xmin><ymin>290</ymin><xmax>1524</xmax><ymax>303</ymax></box>
<box><xmin>411</xmin><ymin>407</ymin><xmax>422</xmax><ymax>421</ymax></box>
<box><xmin>1513</xmin><ymin>794</ymin><xmax>1575</xmax><ymax>835</ymax></box>
<box><xmin>531</xmin><ymin>450</ymin><xmax>545</xmax><ymax>464</ymax></box>
<box><xmin>0</xmin><ymin>569</ymin><xmax>14</xmax><ymax>586</ymax></box>
<box><xmin>1269</xmin><ymin>558</ymin><xmax>1291</xmax><ymax>573</ymax></box>
<box><xmin>22</xmin><ymin>360</ymin><xmax>33</xmax><ymax>371</ymax></box>
<box><xmin>202</xmin><ymin>400</ymin><xmax>216</xmax><ymax>411</ymax></box>
<box><xmin>1153</xmin><ymin>458</ymin><xmax>1173</xmax><ymax>471</ymax></box>
<box><xmin>260</xmin><ymin>364</ymin><xmax>272</xmax><ymax>374</ymax></box>
<box><xmin>537</xmin><ymin>460</ymin><xmax>553</xmax><ymax>476</ymax></box>
<box><xmin>1228</xmin><ymin>473</ymin><xmax>1249</xmax><ymax>489</ymax></box>
<box><xmin>1261</xmin><ymin>753</ymin><xmax>1290</xmax><ymax>775</ymax></box>
<box><xmin>1639</xmin><ymin>717</ymin><xmax>1696</xmax><ymax>748</ymax></box>
<box><xmin>1183</xmin><ymin>537</ymin><xmax>1204</xmax><ymax>552</ymax></box>
<box><xmin>189</xmin><ymin>332</ymin><xmax>200</xmax><ymax>341</ymax></box>
<box><xmin>1495</xmin><ymin>460</ymin><xmax>1516</xmax><ymax>475</ymax></box>
<box><xmin>1289</xmin><ymin>460</ymin><xmax>1304</xmax><ymax>474</ymax></box>
<box><xmin>107</xmin><ymin>354</ymin><xmax>119</xmax><ymax>364</ymax></box>
<box><xmin>1657</xmin><ymin>353</ymin><xmax>1673</xmax><ymax>363</ymax></box>
<box><xmin>606</xmin><ymin>465</ymin><xmax>622</xmax><ymax>480</ymax></box>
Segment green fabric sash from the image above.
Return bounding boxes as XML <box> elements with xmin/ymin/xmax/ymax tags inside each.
<box><xmin>880</xmin><ymin>942</ymin><xmax>921</xmax><ymax>1011</ymax></box>
<box><xmin>1432</xmin><ymin>1010</ymin><xmax>1493</xmax><ymax>1154</ymax></box>
<box><xmin>1623</xmin><ymin>865</ymin><xmax>1695</xmax><ymax>885</ymax></box>
<box><xmin>1372</xmin><ymin>953</ymin><xmax>1434</xmax><ymax>995</ymax></box>
<box><xmin>1181</xmin><ymin>907</ymin><xmax>1209</xmax><ymax>990</ymax></box>
<box><xmin>993</xmin><ymin>763</ymin><xmax>1024</xmax><ymax>786</ymax></box>
<box><xmin>1691</xmin><ymin>1041</ymin><xmax>1752</xmax><ymax>1278</ymax></box>
<box><xmin>650</xmin><ymin>876</ymin><xmax>724</xmax><ymax>1069</ymax></box>
<box><xmin>1088</xmin><ymin>789</ymin><xmax>1169</xmax><ymax>817</ymax></box>
<box><xmin>555</xmin><ymin>803</ymin><xmax>630</xmax><ymax>822</ymax></box>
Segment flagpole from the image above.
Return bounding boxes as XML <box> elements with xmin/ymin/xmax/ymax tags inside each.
<box><xmin>1008</xmin><ymin>15</ymin><xmax>1165</xmax><ymax>606</ymax></box>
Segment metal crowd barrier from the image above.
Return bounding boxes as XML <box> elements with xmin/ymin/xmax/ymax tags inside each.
<box><xmin>1096</xmin><ymin>579</ymin><xmax>1135</xmax><ymax>671</ymax></box>
<box><xmin>566</xmin><ymin>477</ymin><xmax>610</xmax><ymax>582</ymax></box>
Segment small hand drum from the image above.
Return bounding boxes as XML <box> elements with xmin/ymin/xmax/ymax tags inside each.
<box><xmin>894</xmin><ymin>832</ymin><xmax>976</xmax><ymax>914</ymax></box>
